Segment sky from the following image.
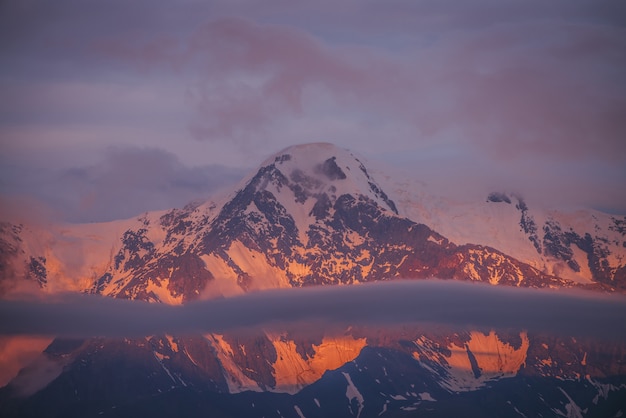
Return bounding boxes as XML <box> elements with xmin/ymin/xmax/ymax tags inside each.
<box><xmin>1</xmin><ymin>0</ymin><xmax>625</xmax><ymax>222</ymax></box>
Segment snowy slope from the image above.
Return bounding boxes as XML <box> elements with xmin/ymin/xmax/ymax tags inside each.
<box><xmin>379</xmin><ymin>170</ymin><xmax>626</xmax><ymax>288</ymax></box>
<box><xmin>0</xmin><ymin>217</ymin><xmax>144</xmax><ymax>296</ymax></box>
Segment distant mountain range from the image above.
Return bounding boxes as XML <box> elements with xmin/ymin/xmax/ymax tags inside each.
<box><xmin>1</xmin><ymin>143</ymin><xmax>625</xmax><ymax>417</ymax></box>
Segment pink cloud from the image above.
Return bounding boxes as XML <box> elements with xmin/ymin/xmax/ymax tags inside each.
<box><xmin>181</xmin><ymin>17</ymin><xmax>370</xmax><ymax>140</ymax></box>
<box><xmin>2</xmin><ymin>0</ymin><xmax>625</xmax><ymax>215</ymax></box>
<box><xmin>89</xmin><ymin>8</ymin><xmax>626</xmax><ymax>171</ymax></box>
<box><xmin>422</xmin><ymin>21</ymin><xmax>626</xmax><ymax>161</ymax></box>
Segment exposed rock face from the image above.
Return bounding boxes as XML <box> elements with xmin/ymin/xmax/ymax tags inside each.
<box><xmin>539</xmin><ymin>217</ymin><xmax>626</xmax><ymax>289</ymax></box>
<box><xmin>412</xmin><ymin>331</ymin><xmax>530</xmax><ymax>392</ymax></box>
<box><xmin>485</xmin><ymin>192</ymin><xmax>626</xmax><ymax>289</ymax></box>
<box><xmin>487</xmin><ymin>192</ymin><xmax>512</xmax><ymax>204</ymax></box>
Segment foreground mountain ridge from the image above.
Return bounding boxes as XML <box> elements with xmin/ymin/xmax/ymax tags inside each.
<box><xmin>1</xmin><ymin>142</ymin><xmax>625</xmax><ymax>417</ymax></box>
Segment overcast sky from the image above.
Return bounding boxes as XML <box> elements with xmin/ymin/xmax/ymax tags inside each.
<box><xmin>1</xmin><ymin>0</ymin><xmax>625</xmax><ymax>222</ymax></box>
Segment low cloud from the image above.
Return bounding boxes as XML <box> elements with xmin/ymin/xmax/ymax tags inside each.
<box><xmin>1</xmin><ymin>281</ymin><xmax>625</xmax><ymax>341</ymax></box>
<box><xmin>0</xmin><ymin>147</ymin><xmax>245</xmax><ymax>223</ymax></box>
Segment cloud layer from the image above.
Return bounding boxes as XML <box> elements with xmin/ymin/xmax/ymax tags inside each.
<box><xmin>1</xmin><ymin>0</ymin><xmax>625</xmax><ymax>215</ymax></box>
<box><xmin>1</xmin><ymin>281</ymin><xmax>625</xmax><ymax>341</ymax></box>
<box><xmin>0</xmin><ymin>147</ymin><xmax>244</xmax><ymax>223</ymax></box>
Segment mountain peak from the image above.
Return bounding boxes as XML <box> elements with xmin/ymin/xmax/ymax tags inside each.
<box><xmin>256</xmin><ymin>142</ymin><xmax>398</xmax><ymax>215</ymax></box>
<box><xmin>262</xmin><ymin>142</ymin><xmax>352</xmax><ymax>181</ymax></box>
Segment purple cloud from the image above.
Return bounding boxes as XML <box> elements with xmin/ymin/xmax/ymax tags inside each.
<box><xmin>1</xmin><ymin>281</ymin><xmax>625</xmax><ymax>341</ymax></box>
<box><xmin>1</xmin><ymin>0</ymin><xmax>624</xmax><ymax>215</ymax></box>
<box><xmin>0</xmin><ymin>147</ymin><xmax>244</xmax><ymax>223</ymax></box>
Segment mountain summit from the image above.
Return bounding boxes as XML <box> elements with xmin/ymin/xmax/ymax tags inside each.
<box><xmin>253</xmin><ymin>142</ymin><xmax>399</xmax><ymax>215</ymax></box>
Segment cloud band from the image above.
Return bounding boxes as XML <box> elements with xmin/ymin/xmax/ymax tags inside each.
<box><xmin>1</xmin><ymin>280</ymin><xmax>625</xmax><ymax>340</ymax></box>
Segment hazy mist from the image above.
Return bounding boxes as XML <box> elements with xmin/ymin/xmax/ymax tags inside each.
<box><xmin>2</xmin><ymin>280</ymin><xmax>624</xmax><ymax>341</ymax></box>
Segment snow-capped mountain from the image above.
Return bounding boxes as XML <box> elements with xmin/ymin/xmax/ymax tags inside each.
<box><xmin>388</xmin><ymin>180</ymin><xmax>626</xmax><ymax>289</ymax></box>
<box><xmin>84</xmin><ymin>142</ymin><xmax>592</xmax><ymax>303</ymax></box>
<box><xmin>3</xmin><ymin>143</ymin><xmax>623</xmax><ymax>301</ymax></box>
<box><xmin>1</xmin><ymin>143</ymin><xmax>625</xmax><ymax>417</ymax></box>
<box><xmin>0</xmin><ymin>215</ymin><xmax>155</xmax><ymax>296</ymax></box>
